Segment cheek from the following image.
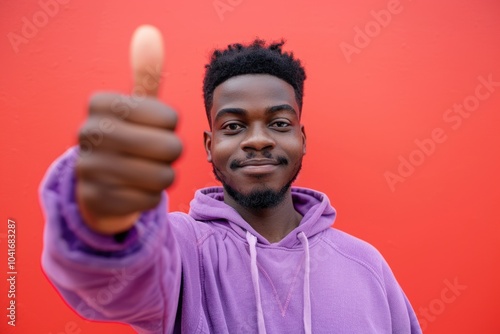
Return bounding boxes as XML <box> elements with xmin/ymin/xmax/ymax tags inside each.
<box><xmin>211</xmin><ymin>139</ymin><xmax>236</xmax><ymax>165</ymax></box>
<box><xmin>285</xmin><ymin>139</ymin><xmax>305</xmax><ymax>160</ymax></box>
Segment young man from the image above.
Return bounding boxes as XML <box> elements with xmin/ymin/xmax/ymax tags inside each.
<box><xmin>40</xmin><ymin>26</ymin><xmax>421</xmax><ymax>333</ymax></box>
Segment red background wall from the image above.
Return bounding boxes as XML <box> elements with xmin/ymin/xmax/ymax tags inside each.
<box><xmin>1</xmin><ymin>0</ymin><xmax>499</xmax><ymax>333</ymax></box>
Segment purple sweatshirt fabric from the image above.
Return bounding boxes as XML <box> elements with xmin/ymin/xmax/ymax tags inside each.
<box><xmin>40</xmin><ymin>148</ymin><xmax>422</xmax><ymax>334</ymax></box>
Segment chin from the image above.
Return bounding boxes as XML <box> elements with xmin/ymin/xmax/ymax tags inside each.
<box><xmin>223</xmin><ymin>182</ymin><xmax>291</xmax><ymax>209</ymax></box>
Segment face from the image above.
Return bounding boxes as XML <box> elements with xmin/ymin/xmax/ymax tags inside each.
<box><xmin>204</xmin><ymin>74</ymin><xmax>306</xmax><ymax>209</ymax></box>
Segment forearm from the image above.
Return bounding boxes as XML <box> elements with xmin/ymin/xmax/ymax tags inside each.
<box><xmin>40</xmin><ymin>147</ymin><xmax>182</xmax><ymax>333</ymax></box>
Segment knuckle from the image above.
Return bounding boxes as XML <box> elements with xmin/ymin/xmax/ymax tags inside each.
<box><xmin>166</xmin><ymin>106</ymin><xmax>179</xmax><ymax>128</ymax></box>
<box><xmin>78</xmin><ymin>125</ymin><xmax>93</xmax><ymax>152</ymax></box>
<box><xmin>110</xmin><ymin>94</ymin><xmax>134</xmax><ymax>119</ymax></box>
<box><xmin>78</xmin><ymin>118</ymin><xmax>105</xmax><ymax>150</ymax></box>
<box><xmin>78</xmin><ymin>122</ymin><xmax>91</xmax><ymax>143</ymax></box>
<box><xmin>88</xmin><ymin>92</ymin><xmax>106</xmax><ymax>114</ymax></box>
<box><xmin>158</xmin><ymin>167</ymin><xmax>175</xmax><ymax>189</ymax></box>
<box><xmin>168</xmin><ymin>134</ymin><xmax>183</xmax><ymax>160</ymax></box>
<box><xmin>75</xmin><ymin>154</ymin><xmax>88</xmax><ymax>177</ymax></box>
<box><xmin>76</xmin><ymin>152</ymin><xmax>100</xmax><ymax>180</ymax></box>
<box><xmin>88</xmin><ymin>91</ymin><xmax>120</xmax><ymax>115</ymax></box>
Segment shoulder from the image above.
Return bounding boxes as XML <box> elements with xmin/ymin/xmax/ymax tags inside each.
<box><xmin>319</xmin><ymin>228</ymin><xmax>393</xmax><ymax>284</ymax></box>
<box><xmin>322</xmin><ymin>228</ymin><xmax>383</xmax><ymax>258</ymax></box>
<box><xmin>166</xmin><ymin>211</ymin><xmax>220</xmax><ymax>244</ymax></box>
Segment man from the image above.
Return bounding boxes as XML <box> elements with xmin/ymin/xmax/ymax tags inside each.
<box><xmin>41</xmin><ymin>26</ymin><xmax>421</xmax><ymax>333</ymax></box>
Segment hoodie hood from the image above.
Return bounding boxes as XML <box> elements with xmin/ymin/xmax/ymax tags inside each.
<box><xmin>188</xmin><ymin>186</ymin><xmax>336</xmax><ymax>247</ymax></box>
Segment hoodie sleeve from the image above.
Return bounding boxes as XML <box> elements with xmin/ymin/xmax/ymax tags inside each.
<box><xmin>39</xmin><ymin>147</ymin><xmax>182</xmax><ymax>334</ymax></box>
<box><xmin>381</xmin><ymin>260</ymin><xmax>422</xmax><ymax>334</ymax></box>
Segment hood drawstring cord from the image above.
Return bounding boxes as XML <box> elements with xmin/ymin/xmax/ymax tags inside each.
<box><xmin>246</xmin><ymin>232</ymin><xmax>267</xmax><ymax>334</ymax></box>
<box><xmin>298</xmin><ymin>232</ymin><xmax>312</xmax><ymax>334</ymax></box>
<box><xmin>246</xmin><ymin>231</ymin><xmax>312</xmax><ymax>334</ymax></box>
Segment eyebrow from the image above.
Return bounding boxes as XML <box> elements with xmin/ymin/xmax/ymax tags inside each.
<box><xmin>214</xmin><ymin>104</ymin><xmax>297</xmax><ymax>122</ymax></box>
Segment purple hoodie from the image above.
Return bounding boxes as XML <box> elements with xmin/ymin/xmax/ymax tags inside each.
<box><xmin>41</xmin><ymin>148</ymin><xmax>422</xmax><ymax>334</ymax></box>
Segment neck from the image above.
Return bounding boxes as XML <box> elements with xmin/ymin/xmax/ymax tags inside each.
<box><xmin>224</xmin><ymin>189</ymin><xmax>303</xmax><ymax>243</ymax></box>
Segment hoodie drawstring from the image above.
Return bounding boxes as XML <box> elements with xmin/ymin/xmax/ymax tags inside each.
<box><xmin>298</xmin><ymin>232</ymin><xmax>312</xmax><ymax>334</ymax></box>
<box><xmin>246</xmin><ymin>231</ymin><xmax>312</xmax><ymax>334</ymax></box>
<box><xmin>246</xmin><ymin>232</ymin><xmax>267</xmax><ymax>334</ymax></box>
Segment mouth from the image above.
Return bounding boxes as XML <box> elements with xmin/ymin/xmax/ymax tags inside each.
<box><xmin>238</xmin><ymin>159</ymin><xmax>281</xmax><ymax>167</ymax></box>
<box><xmin>232</xmin><ymin>157</ymin><xmax>288</xmax><ymax>168</ymax></box>
<box><xmin>230</xmin><ymin>158</ymin><xmax>288</xmax><ymax>175</ymax></box>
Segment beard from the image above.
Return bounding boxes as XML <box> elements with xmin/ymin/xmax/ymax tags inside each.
<box><xmin>212</xmin><ymin>158</ymin><xmax>302</xmax><ymax>209</ymax></box>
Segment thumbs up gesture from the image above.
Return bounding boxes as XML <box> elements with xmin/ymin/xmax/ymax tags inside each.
<box><xmin>76</xmin><ymin>26</ymin><xmax>182</xmax><ymax>235</ymax></box>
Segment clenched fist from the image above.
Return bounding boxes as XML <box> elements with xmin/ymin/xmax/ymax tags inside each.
<box><xmin>76</xmin><ymin>26</ymin><xmax>182</xmax><ymax>235</ymax></box>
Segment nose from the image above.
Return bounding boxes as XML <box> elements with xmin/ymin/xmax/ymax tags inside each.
<box><xmin>240</xmin><ymin>124</ymin><xmax>275</xmax><ymax>151</ymax></box>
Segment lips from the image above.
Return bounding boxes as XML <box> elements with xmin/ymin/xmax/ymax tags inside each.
<box><xmin>237</xmin><ymin>159</ymin><xmax>281</xmax><ymax>168</ymax></box>
<box><xmin>229</xmin><ymin>158</ymin><xmax>284</xmax><ymax>176</ymax></box>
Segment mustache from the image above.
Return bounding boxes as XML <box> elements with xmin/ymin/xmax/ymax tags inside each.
<box><xmin>230</xmin><ymin>154</ymin><xmax>289</xmax><ymax>170</ymax></box>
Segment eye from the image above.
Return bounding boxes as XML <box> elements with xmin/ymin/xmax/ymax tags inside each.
<box><xmin>222</xmin><ymin>122</ymin><xmax>244</xmax><ymax>132</ymax></box>
<box><xmin>271</xmin><ymin>121</ymin><xmax>291</xmax><ymax>129</ymax></box>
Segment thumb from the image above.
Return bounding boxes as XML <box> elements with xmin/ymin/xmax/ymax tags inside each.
<box><xmin>130</xmin><ymin>25</ymin><xmax>164</xmax><ymax>97</ymax></box>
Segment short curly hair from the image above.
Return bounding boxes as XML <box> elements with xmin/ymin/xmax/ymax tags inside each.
<box><xmin>203</xmin><ymin>39</ymin><xmax>306</xmax><ymax>124</ymax></box>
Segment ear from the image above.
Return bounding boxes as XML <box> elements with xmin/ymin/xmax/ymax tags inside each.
<box><xmin>204</xmin><ymin>131</ymin><xmax>213</xmax><ymax>162</ymax></box>
<box><xmin>301</xmin><ymin>125</ymin><xmax>307</xmax><ymax>155</ymax></box>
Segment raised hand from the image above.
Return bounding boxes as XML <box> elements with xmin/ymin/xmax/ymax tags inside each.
<box><xmin>76</xmin><ymin>25</ymin><xmax>182</xmax><ymax>235</ymax></box>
